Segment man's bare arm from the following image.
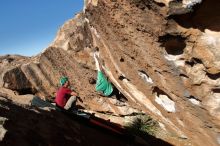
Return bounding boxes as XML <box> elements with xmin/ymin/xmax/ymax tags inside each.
<box><xmin>70</xmin><ymin>91</ymin><xmax>78</xmax><ymax>96</ymax></box>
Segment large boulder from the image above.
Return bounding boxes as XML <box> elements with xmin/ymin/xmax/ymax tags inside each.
<box><xmin>1</xmin><ymin>0</ymin><xmax>220</xmax><ymax>145</ymax></box>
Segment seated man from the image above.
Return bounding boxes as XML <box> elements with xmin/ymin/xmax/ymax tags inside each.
<box><xmin>55</xmin><ymin>76</ymin><xmax>78</xmax><ymax>110</ymax></box>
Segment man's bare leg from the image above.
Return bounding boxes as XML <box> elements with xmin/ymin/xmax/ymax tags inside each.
<box><xmin>64</xmin><ymin>96</ymin><xmax>77</xmax><ymax>110</ymax></box>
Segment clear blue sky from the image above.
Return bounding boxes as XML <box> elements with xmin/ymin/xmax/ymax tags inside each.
<box><xmin>0</xmin><ymin>0</ymin><xmax>83</xmax><ymax>56</ymax></box>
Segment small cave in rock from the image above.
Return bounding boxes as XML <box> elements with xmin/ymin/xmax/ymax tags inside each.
<box><xmin>155</xmin><ymin>2</ymin><xmax>166</xmax><ymax>7</ymax></box>
<box><xmin>118</xmin><ymin>75</ymin><xmax>130</xmax><ymax>81</ymax></box>
<box><xmin>89</xmin><ymin>77</ymin><xmax>96</xmax><ymax>84</ymax></box>
<box><xmin>206</xmin><ymin>72</ymin><xmax>220</xmax><ymax>80</ymax></box>
<box><xmin>120</xmin><ymin>57</ymin><xmax>125</xmax><ymax>62</ymax></box>
<box><xmin>138</xmin><ymin>70</ymin><xmax>153</xmax><ymax>84</ymax></box>
<box><xmin>179</xmin><ymin>73</ymin><xmax>189</xmax><ymax>78</ymax></box>
<box><xmin>159</xmin><ymin>34</ymin><xmax>186</xmax><ymax>55</ymax></box>
<box><xmin>111</xmin><ymin>86</ymin><xmax>128</xmax><ymax>102</ymax></box>
<box><xmin>153</xmin><ymin>87</ymin><xmax>170</xmax><ymax>98</ymax></box>
<box><xmin>131</xmin><ymin>56</ymin><xmax>135</xmax><ymax>60</ymax></box>
<box><xmin>139</xmin><ymin>70</ymin><xmax>149</xmax><ymax>76</ymax></box>
<box><xmin>153</xmin><ymin>87</ymin><xmax>175</xmax><ymax>112</ymax></box>
<box><xmin>212</xmin><ymin>88</ymin><xmax>220</xmax><ymax>93</ymax></box>
<box><xmin>16</xmin><ymin>88</ymin><xmax>37</xmax><ymax>95</ymax></box>
<box><xmin>171</xmin><ymin>0</ymin><xmax>220</xmax><ymax>31</ymax></box>
<box><xmin>185</xmin><ymin>58</ymin><xmax>203</xmax><ymax>67</ymax></box>
<box><xmin>186</xmin><ymin>95</ymin><xmax>201</xmax><ymax>101</ymax></box>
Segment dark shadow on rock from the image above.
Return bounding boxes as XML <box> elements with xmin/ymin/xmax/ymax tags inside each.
<box><xmin>0</xmin><ymin>98</ymin><xmax>173</xmax><ymax>146</ymax></box>
<box><xmin>159</xmin><ymin>34</ymin><xmax>186</xmax><ymax>55</ymax></box>
<box><xmin>170</xmin><ymin>0</ymin><xmax>220</xmax><ymax>32</ymax></box>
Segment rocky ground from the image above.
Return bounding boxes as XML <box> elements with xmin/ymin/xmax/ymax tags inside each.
<box><xmin>0</xmin><ymin>95</ymin><xmax>174</xmax><ymax>146</ymax></box>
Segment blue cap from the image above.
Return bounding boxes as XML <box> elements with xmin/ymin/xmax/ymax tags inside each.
<box><xmin>60</xmin><ymin>76</ymin><xmax>68</xmax><ymax>86</ymax></box>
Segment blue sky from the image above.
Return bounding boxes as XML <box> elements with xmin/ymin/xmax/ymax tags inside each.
<box><xmin>0</xmin><ymin>0</ymin><xmax>83</xmax><ymax>56</ymax></box>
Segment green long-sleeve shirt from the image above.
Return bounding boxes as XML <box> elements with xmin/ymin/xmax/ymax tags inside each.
<box><xmin>95</xmin><ymin>71</ymin><xmax>113</xmax><ymax>96</ymax></box>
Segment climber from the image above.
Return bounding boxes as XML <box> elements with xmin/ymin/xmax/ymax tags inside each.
<box><xmin>55</xmin><ymin>76</ymin><xmax>80</xmax><ymax>110</ymax></box>
<box><xmin>93</xmin><ymin>50</ymin><xmax>127</xmax><ymax>102</ymax></box>
<box><xmin>93</xmin><ymin>52</ymin><xmax>113</xmax><ymax>96</ymax></box>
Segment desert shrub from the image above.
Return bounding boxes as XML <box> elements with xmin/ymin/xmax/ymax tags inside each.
<box><xmin>125</xmin><ymin>115</ymin><xmax>159</xmax><ymax>136</ymax></box>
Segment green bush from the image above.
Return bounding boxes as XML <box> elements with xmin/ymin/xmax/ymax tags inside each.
<box><xmin>125</xmin><ymin>115</ymin><xmax>159</xmax><ymax>136</ymax></box>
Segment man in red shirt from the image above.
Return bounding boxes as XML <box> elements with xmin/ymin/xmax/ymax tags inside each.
<box><xmin>55</xmin><ymin>76</ymin><xmax>78</xmax><ymax>110</ymax></box>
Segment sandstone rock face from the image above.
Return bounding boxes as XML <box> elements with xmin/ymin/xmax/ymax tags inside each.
<box><xmin>1</xmin><ymin>0</ymin><xmax>220</xmax><ymax>145</ymax></box>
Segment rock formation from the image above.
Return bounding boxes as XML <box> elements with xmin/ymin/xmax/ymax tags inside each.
<box><xmin>1</xmin><ymin>0</ymin><xmax>220</xmax><ymax>145</ymax></box>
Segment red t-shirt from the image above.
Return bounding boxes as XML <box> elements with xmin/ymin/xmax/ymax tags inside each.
<box><xmin>55</xmin><ymin>87</ymin><xmax>72</xmax><ymax>108</ymax></box>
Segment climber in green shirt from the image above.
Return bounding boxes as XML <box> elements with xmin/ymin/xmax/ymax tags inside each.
<box><xmin>96</xmin><ymin>70</ymin><xmax>113</xmax><ymax>96</ymax></box>
<box><xmin>93</xmin><ymin>49</ymin><xmax>127</xmax><ymax>104</ymax></box>
<box><xmin>93</xmin><ymin>51</ymin><xmax>113</xmax><ymax>96</ymax></box>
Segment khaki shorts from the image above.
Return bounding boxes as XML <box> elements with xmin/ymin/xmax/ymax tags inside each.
<box><xmin>64</xmin><ymin>96</ymin><xmax>77</xmax><ymax>110</ymax></box>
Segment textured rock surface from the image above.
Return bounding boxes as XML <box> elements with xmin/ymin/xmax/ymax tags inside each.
<box><xmin>1</xmin><ymin>0</ymin><xmax>220</xmax><ymax>145</ymax></box>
